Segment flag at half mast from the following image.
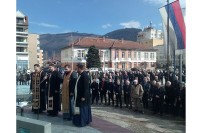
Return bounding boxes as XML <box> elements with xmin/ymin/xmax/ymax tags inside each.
<box><xmin>159</xmin><ymin>0</ymin><xmax>186</xmax><ymax>50</ymax></box>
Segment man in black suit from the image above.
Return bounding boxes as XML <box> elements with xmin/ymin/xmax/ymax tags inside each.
<box><xmin>73</xmin><ymin>63</ymin><xmax>92</xmax><ymax>127</ymax></box>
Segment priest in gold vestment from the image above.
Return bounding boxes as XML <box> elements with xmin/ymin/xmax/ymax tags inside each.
<box><xmin>61</xmin><ymin>64</ymin><xmax>77</xmax><ymax>120</ymax></box>
<box><xmin>30</xmin><ymin>64</ymin><xmax>47</xmax><ymax>114</ymax></box>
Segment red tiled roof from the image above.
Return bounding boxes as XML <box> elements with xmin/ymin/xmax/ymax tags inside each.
<box><xmin>63</xmin><ymin>37</ymin><xmax>156</xmax><ymax>51</ymax></box>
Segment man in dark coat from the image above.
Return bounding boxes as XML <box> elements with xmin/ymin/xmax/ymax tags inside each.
<box><xmin>153</xmin><ymin>81</ymin><xmax>165</xmax><ymax>115</ymax></box>
<box><xmin>73</xmin><ymin>63</ymin><xmax>92</xmax><ymax>127</ymax></box>
<box><xmin>123</xmin><ymin>79</ymin><xmax>132</xmax><ymax>108</ymax></box>
<box><xmin>91</xmin><ymin>79</ymin><xmax>99</xmax><ymax>105</ymax></box>
<box><xmin>47</xmin><ymin>63</ymin><xmax>63</xmax><ymax>116</ymax></box>
<box><xmin>165</xmin><ymin>81</ymin><xmax>175</xmax><ymax>114</ymax></box>
<box><xmin>107</xmin><ymin>78</ymin><xmax>115</xmax><ymax>106</ymax></box>
<box><xmin>114</xmin><ymin>79</ymin><xmax>122</xmax><ymax>108</ymax></box>
<box><xmin>141</xmin><ymin>77</ymin><xmax>151</xmax><ymax>109</ymax></box>
<box><xmin>30</xmin><ymin>64</ymin><xmax>47</xmax><ymax>114</ymax></box>
<box><xmin>99</xmin><ymin>77</ymin><xmax>107</xmax><ymax>105</ymax></box>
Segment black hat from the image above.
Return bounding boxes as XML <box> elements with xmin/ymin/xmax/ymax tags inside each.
<box><xmin>76</xmin><ymin>63</ymin><xmax>84</xmax><ymax>67</ymax></box>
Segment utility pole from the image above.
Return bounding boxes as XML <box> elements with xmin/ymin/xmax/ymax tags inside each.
<box><xmin>103</xmin><ymin>51</ymin><xmax>105</xmax><ymax>72</ymax></box>
<box><xmin>71</xmin><ymin>33</ymin><xmax>74</xmax><ymax>70</ymax></box>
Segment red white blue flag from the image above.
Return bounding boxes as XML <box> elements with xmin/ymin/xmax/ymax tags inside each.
<box><xmin>159</xmin><ymin>0</ymin><xmax>186</xmax><ymax>49</ymax></box>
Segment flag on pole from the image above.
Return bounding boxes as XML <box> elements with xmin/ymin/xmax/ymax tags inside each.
<box><xmin>159</xmin><ymin>0</ymin><xmax>186</xmax><ymax>50</ymax></box>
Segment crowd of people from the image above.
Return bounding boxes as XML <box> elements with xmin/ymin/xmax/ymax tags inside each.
<box><xmin>89</xmin><ymin>69</ymin><xmax>186</xmax><ymax>118</ymax></box>
<box><xmin>28</xmin><ymin>64</ymin><xmax>186</xmax><ymax>127</ymax></box>
<box><xmin>16</xmin><ymin>71</ymin><xmax>31</xmax><ymax>85</ymax></box>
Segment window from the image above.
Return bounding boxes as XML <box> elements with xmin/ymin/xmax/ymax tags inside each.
<box><xmin>128</xmin><ymin>51</ymin><xmax>131</xmax><ymax>58</ymax></box>
<box><xmin>16</xmin><ymin>47</ymin><xmax>27</xmax><ymax>52</ymax></box>
<box><xmin>16</xmin><ymin>27</ymin><xmax>23</xmax><ymax>32</ymax></box>
<box><xmin>116</xmin><ymin>50</ymin><xmax>119</xmax><ymax>58</ymax></box>
<box><xmin>100</xmin><ymin>51</ymin><xmax>103</xmax><ymax>57</ymax></box>
<box><xmin>144</xmin><ymin>52</ymin><xmax>148</xmax><ymax>60</ymax></box>
<box><xmin>105</xmin><ymin>51</ymin><xmax>108</xmax><ymax>58</ymax></box>
<box><xmin>105</xmin><ymin>62</ymin><xmax>108</xmax><ymax>68</ymax></box>
<box><xmin>115</xmin><ymin>63</ymin><xmax>118</xmax><ymax>68</ymax></box>
<box><xmin>17</xmin><ymin>37</ymin><xmax>23</xmax><ymax>42</ymax></box>
<box><xmin>78</xmin><ymin>50</ymin><xmax>84</xmax><ymax>58</ymax></box>
<box><xmin>134</xmin><ymin>52</ymin><xmax>137</xmax><ymax>60</ymax></box>
<box><xmin>16</xmin><ymin>18</ymin><xmax>24</xmax><ymax>24</ymax></box>
<box><xmin>65</xmin><ymin>51</ymin><xmax>68</xmax><ymax>58</ymax></box>
<box><xmin>122</xmin><ymin>51</ymin><xmax>125</xmax><ymax>58</ymax></box>
<box><xmin>138</xmin><ymin>52</ymin><xmax>141</xmax><ymax>60</ymax></box>
<box><xmin>150</xmin><ymin>53</ymin><xmax>155</xmax><ymax>60</ymax></box>
<box><xmin>129</xmin><ymin>62</ymin><xmax>132</xmax><ymax>68</ymax></box>
<box><xmin>122</xmin><ymin>63</ymin><xmax>126</xmax><ymax>69</ymax></box>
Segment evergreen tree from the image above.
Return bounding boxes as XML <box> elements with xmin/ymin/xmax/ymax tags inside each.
<box><xmin>86</xmin><ymin>46</ymin><xmax>101</xmax><ymax>69</ymax></box>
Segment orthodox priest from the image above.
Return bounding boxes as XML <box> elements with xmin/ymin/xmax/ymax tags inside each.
<box><xmin>61</xmin><ymin>64</ymin><xmax>77</xmax><ymax>120</ymax></box>
<box><xmin>30</xmin><ymin>64</ymin><xmax>47</xmax><ymax>114</ymax></box>
<box><xmin>73</xmin><ymin>63</ymin><xmax>92</xmax><ymax>127</ymax></box>
<box><xmin>47</xmin><ymin>63</ymin><xmax>63</xmax><ymax>116</ymax></box>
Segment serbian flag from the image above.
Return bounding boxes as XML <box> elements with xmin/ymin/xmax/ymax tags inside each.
<box><xmin>159</xmin><ymin>0</ymin><xmax>186</xmax><ymax>49</ymax></box>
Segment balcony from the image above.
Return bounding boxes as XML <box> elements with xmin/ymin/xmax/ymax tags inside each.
<box><xmin>16</xmin><ymin>21</ymin><xmax>28</xmax><ymax>26</ymax></box>
<box><xmin>16</xmin><ymin>42</ymin><xmax>28</xmax><ymax>45</ymax></box>
<box><xmin>16</xmin><ymin>34</ymin><xmax>28</xmax><ymax>38</ymax></box>
<box><xmin>16</xmin><ymin>31</ymin><xmax>28</xmax><ymax>35</ymax></box>
<box><xmin>16</xmin><ymin>52</ymin><xmax>28</xmax><ymax>55</ymax></box>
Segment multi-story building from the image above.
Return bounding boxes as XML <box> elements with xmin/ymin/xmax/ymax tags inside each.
<box><xmin>137</xmin><ymin>23</ymin><xmax>166</xmax><ymax>67</ymax></box>
<box><xmin>61</xmin><ymin>37</ymin><xmax>157</xmax><ymax>71</ymax></box>
<box><xmin>28</xmin><ymin>34</ymin><xmax>43</xmax><ymax>71</ymax></box>
<box><xmin>137</xmin><ymin>22</ymin><xmax>164</xmax><ymax>47</ymax></box>
<box><xmin>39</xmin><ymin>49</ymin><xmax>44</xmax><ymax>67</ymax></box>
<box><xmin>16</xmin><ymin>11</ymin><xmax>29</xmax><ymax>71</ymax></box>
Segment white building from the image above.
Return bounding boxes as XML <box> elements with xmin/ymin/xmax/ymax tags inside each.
<box><xmin>137</xmin><ymin>22</ymin><xmax>166</xmax><ymax>67</ymax></box>
<box><xmin>16</xmin><ymin>11</ymin><xmax>29</xmax><ymax>71</ymax></box>
<box><xmin>61</xmin><ymin>37</ymin><xmax>157</xmax><ymax>71</ymax></box>
<box><xmin>137</xmin><ymin>22</ymin><xmax>163</xmax><ymax>46</ymax></box>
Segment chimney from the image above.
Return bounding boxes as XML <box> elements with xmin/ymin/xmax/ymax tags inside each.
<box><xmin>103</xmin><ymin>36</ymin><xmax>106</xmax><ymax>42</ymax></box>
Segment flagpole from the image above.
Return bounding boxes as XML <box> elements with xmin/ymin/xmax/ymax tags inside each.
<box><xmin>167</xmin><ymin>0</ymin><xmax>170</xmax><ymax>80</ymax></box>
<box><xmin>179</xmin><ymin>51</ymin><xmax>182</xmax><ymax>83</ymax></box>
<box><xmin>173</xmin><ymin>48</ymin><xmax>176</xmax><ymax>80</ymax></box>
